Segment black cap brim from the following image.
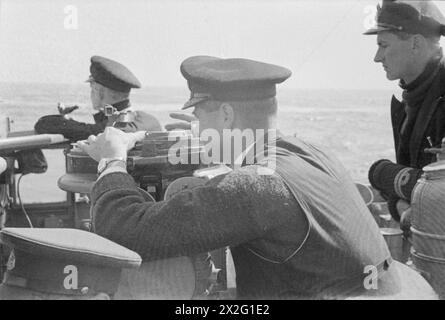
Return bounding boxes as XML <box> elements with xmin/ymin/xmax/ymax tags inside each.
<box><xmin>182</xmin><ymin>96</ymin><xmax>211</xmax><ymax>110</ymax></box>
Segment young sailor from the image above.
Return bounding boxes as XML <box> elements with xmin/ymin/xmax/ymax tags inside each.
<box><xmin>365</xmin><ymin>0</ymin><xmax>445</xmax><ymax>221</ymax></box>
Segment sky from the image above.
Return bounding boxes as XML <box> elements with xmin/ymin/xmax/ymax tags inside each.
<box><xmin>1</xmin><ymin>0</ymin><xmax>445</xmax><ymax>90</ymax></box>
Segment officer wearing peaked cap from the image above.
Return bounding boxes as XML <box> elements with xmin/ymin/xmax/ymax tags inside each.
<box><xmin>78</xmin><ymin>56</ymin><xmax>434</xmax><ymax>299</ymax></box>
<box><xmin>88</xmin><ymin>55</ymin><xmax>142</xmax><ymax>93</ymax></box>
<box><xmin>364</xmin><ymin>0</ymin><xmax>445</xmax><ymax>37</ymax></box>
<box><xmin>180</xmin><ymin>56</ymin><xmax>291</xmax><ymax>110</ymax></box>
<box><xmin>165</xmin><ymin>56</ymin><xmax>291</xmax><ymax>130</ymax></box>
<box><xmin>34</xmin><ymin>56</ymin><xmax>161</xmax><ymax>142</ymax></box>
<box><xmin>364</xmin><ymin>1</ymin><xmax>445</xmax><ymax>226</ymax></box>
<box><xmin>0</xmin><ymin>228</ymin><xmax>141</xmax><ymax>300</ymax></box>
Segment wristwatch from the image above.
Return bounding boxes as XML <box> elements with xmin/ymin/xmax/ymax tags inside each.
<box><xmin>97</xmin><ymin>157</ymin><xmax>127</xmax><ymax>176</ymax></box>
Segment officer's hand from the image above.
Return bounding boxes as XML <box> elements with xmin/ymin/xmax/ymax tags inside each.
<box><xmin>78</xmin><ymin>127</ymin><xmax>146</xmax><ymax>162</ymax></box>
<box><xmin>424</xmin><ymin>137</ymin><xmax>445</xmax><ymax>161</ymax></box>
<box><xmin>164</xmin><ymin>113</ymin><xmax>197</xmax><ymax>131</ymax></box>
<box><xmin>396</xmin><ymin>199</ymin><xmax>412</xmax><ymax>236</ymax></box>
<box><xmin>396</xmin><ymin>199</ymin><xmax>410</xmax><ymax>215</ymax></box>
<box><xmin>58</xmin><ymin>103</ymin><xmax>79</xmax><ymax>116</ymax></box>
<box><xmin>400</xmin><ymin>207</ymin><xmax>412</xmax><ymax>237</ymax></box>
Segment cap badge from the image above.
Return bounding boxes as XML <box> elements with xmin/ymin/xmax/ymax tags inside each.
<box><xmin>191</xmin><ymin>92</ymin><xmax>212</xmax><ymax>100</ymax></box>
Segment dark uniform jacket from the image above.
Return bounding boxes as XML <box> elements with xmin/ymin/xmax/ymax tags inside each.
<box><xmin>34</xmin><ymin>100</ymin><xmax>130</xmax><ymax>142</ymax></box>
<box><xmin>369</xmin><ymin>56</ymin><xmax>445</xmax><ymax>220</ymax></box>
<box><xmin>91</xmin><ymin>135</ymin><xmax>391</xmax><ymax>299</ymax></box>
<box><xmin>392</xmin><ymin>59</ymin><xmax>445</xmax><ymax>169</ymax></box>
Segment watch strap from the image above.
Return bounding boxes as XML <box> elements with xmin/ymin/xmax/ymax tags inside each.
<box><xmin>98</xmin><ymin>158</ymin><xmax>127</xmax><ymax>176</ymax></box>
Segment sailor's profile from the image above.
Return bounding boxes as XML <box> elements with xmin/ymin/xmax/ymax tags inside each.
<box><xmin>364</xmin><ymin>0</ymin><xmax>445</xmax><ymax>224</ymax></box>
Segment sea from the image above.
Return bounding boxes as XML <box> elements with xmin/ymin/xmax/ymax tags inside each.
<box><xmin>0</xmin><ymin>82</ymin><xmax>396</xmax><ymax>203</ymax></box>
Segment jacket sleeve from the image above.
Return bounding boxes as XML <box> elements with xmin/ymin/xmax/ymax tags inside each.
<box><xmin>90</xmin><ymin>166</ymin><xmax>298</xmax><ymax>261</ymax></box>
<box><xmin>368</xmin><ymin>159</ymin><xmax>423</xmax><ymax>221</ymax></box>
<box><xmin>34</xmin><ymin>115</ymin><xmax>106</xmax><ymax>142</ymax></box>
<box><xmin>368</xmin><ymin>159</ymin><xmax>422</xmax><ymax>201</ymax></box>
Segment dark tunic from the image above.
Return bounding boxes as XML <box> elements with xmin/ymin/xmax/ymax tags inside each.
<box><xmin>90</xmin><ymin>135</ymin><xmax>390</xmax><ymax>299</ymax></box>
<box><xmin>34</xmin><ymin>100</ymin><xmax>130</xmax><ymax>142</ymax></box>
<box><xmin>393</xmin><ymin>56</ymin><xmax>445</xmax><ymax>168</ymax></box>
<box><xmin>369</xmin><ymin>55</ymin><xmax>445</xmax><ymax>220</ymax></box>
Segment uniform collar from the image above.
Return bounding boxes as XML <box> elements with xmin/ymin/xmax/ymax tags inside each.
<box><xmin>399</xmin><ymin>50</ymin><xmax>443</xmax><ymax>92</ymax></box>
<box><xmin>112</xmin><ymin>99</ymin><xmax>131</xmax><ymax>112</ymax></box>
<box><xmin>93</xmin><ymin>100</ymin><xmax>132</xmax><ymax>121</ymax></box>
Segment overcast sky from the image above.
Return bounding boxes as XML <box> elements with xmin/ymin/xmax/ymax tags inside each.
<box><xmin>1</xmin><ymin>0</ymin><xmax>445</xmax><ymax>90</ymax></box>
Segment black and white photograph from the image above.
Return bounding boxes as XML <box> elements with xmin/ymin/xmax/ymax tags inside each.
<box><xmin>1</xmin><ymin>0</ymin><xmax>445</xmax><ymax>307</ymax></box>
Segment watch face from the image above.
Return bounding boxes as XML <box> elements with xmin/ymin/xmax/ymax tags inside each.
<box><xmin>104</xmin><ymin>105</ymin><xmax>116</xmax><ymax>117</ymax></box>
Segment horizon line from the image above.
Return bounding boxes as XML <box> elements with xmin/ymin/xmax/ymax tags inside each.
<box><xmin>0</xmin><ymin>81</ymin><xmax>397</xmax><ymax>92</ymax></box>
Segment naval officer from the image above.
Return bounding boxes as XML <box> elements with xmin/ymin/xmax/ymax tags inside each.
<box><xmin>35</xmin><ymin>56</ymin><xmax>161</xmax><ymax>142</ymax></box>
<box><xmin>80</xmin><ymin>56</ymin><xmax>436</xmax><ymax>299</ymax></box>
<box><xmin>365</xmin><ymin>0</ymin><xmax>445</xmax><ymax>224</ymax></box>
